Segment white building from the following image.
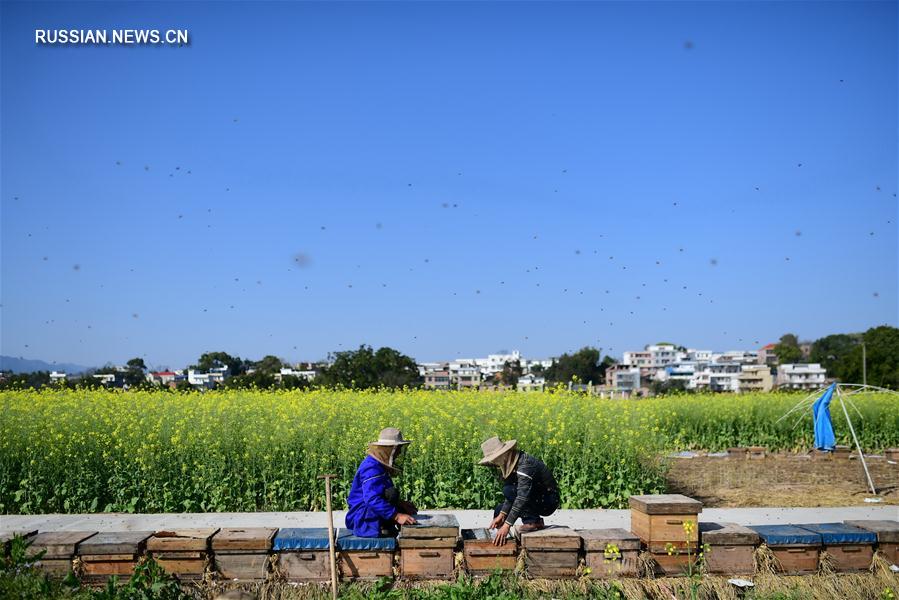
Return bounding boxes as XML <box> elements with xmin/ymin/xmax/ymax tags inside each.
<box><xmin>655</xmin><ymin>362</ymin><xmax>699</xmax><ymax>387</ymax></box>
<box><xmin>448</xmin><ymin>360</ymin><xmax>481</xmax><ymax>388</ymax></box>
<box><xmin>517</xmin><ymin>374</ymin><xmax>545</xmax><ymax>392</ymax></box>
<box><xmin>776</xmin><ymin>363</ymin><xmax>826</xmax><ymax>390</ymax></box>
<box><xmin>693</xmin><ymin>363</ymin><xmax>742</xmax><ymax>392</ymax></box>
<box><xmin>714</xmin><ymin>351</ymin><xmax>760</xmax><ymax>365</ymax></box>
<box><xmin>50</xmin><ymin>371</ymin><xmax>67</xmax><ymax>384</ymax></box>
<box><xmin>187</xmin><ymin>366</ymin><xmax>227</xmax><ymax>387</ymax></box>
<box><xmin>276</xmin><ymin>367</ymin><xmax>317</xmax><ymax>382</ymax></box>
<box><xmin>684</xmin><ymin>349</ymin><xmax>713</xmax><ymax>362</ymax></box>
<box><xmin>606</xmin><ymin>365</ymin><xmax>642</xmax><ymax>394</ymax></box>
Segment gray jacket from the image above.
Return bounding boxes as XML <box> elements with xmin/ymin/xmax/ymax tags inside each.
<box><xmin>499</xmin><ymin>451</ymin><xmax>559</xmax><ymax>525</ymax></box>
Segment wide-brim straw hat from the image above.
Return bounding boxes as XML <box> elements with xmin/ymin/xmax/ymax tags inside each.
<box><xmin>370</xmin><ymin>427</ymin><xmax>412</xmax><ymax>446</ymax></box>
<box><xmin>478</xmin><ymin>436</ymin><xmax>517</xmax><ymax>465</ymax></box>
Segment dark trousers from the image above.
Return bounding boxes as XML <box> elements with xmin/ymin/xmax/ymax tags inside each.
<box><xmin>494</xmin><ymin>483</ymin><xmax>560</xmax><ymax>524</ymax></box>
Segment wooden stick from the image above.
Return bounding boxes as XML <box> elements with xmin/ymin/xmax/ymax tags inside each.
<box><xmin>319</xmin><ymin>474</ymin><xmax>339</xmax><ymax>600</ymax></box>
<box><xmin>835</xmin><ymin>389</ymin><xmax>876</xmax><ymax>495</ymax></box>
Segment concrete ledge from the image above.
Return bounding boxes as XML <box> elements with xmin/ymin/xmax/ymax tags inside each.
<box><xmin>2</xmin><ymin>506</ymin><xmax>895</xmax><ymax>533</ymax></box>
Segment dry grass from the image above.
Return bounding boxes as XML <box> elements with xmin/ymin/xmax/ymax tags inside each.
<box><xmin>184</xmin><ymin>569</ymin><xmax>899</xmax><ymax>600</ymax></box>
<box><xmin>665</xmin><ymin>454</ymin><xmax>899</xmax><ymax>507</ymax></box>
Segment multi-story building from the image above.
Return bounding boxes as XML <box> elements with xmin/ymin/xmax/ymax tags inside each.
<box><xmin>776</xmin><ymin>363</ymin><xmax>826</xmax><ymax>390</ymax></box>
<box><xmin>738</xmin><ymin>365</ymin><xmax>774</xmax><ymax>393</ymax></box>
<box><xmin>147</xmin><ymin>371</ymin><xmax>178</xmax><ymax>386</ymax></box>
<box><xmin>187</xmin><ymin>366</ymin><xmax>228</xmax><ymax>388</ymax></box>
<box><xmin>622</xmin><ymin>344</ymin><xmax>682</xmax><ymax>381</ymax></box>
<box><xmin>693</xmin><ymin>363</ymin><xmax>742</xmax><ymax>392</ymax></box>
<box><xmin>656</xmin><ymin>362</ymin><xmax>699</xmax><ymax>387</ymax></box>
<box><xmin>423</xmin><ymin>367</ymin><xmax>451</xmax><ymax>390</ymax></box>
<box><xmin>714</xmin><ymin>351</ymin><xmax>760</xmax><ymax>365</ymax></box>
<box><xmin>605</xmin><ymin>364</ymin><xmax>642</xmax><ymax>394</ymax></box>
<box><xmin>757</xmin><ymin>343</ymin><xmax>778</xmax><ymax>366</ymax></box>
<box><xmin>448</xmin><ymin>360</ymin><xmax>481</xmax><ymax>389</ymax></box>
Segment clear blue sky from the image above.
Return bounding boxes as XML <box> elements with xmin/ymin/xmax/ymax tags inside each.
<box><xmin>1</xmin><ymin>1</ymin><xmax>896</xmax><ymax>370</ymax></box>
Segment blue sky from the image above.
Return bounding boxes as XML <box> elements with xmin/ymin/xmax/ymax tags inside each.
<box><xmin>1</xmin><ymin>1</ymin><xmax>896</xmax><ymax>370</ymax></box>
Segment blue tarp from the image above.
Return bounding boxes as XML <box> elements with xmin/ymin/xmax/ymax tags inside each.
<box><xmin>336</xmin><ymin>530</ymin><xmax>396</xmax><ymax>551</ymax></box>
<box><xmin>796</xmin><ymin>523</ymin><xmax>877</xmax><ymax>544</ymax></box>
<box><xmin>272</xmin><ymin>528</ymin><xmax>396</xmax><ymax>551</ymax></box>
<box><xmin>812</xmin><ymin>383</ymin><xmax>836</xmax><ymax>451</ymax></box>
<box><xmin>272</xmin><ymin>528</ymin><xmax>330</xmax><ymax>551</ymax></box>
<box><xmin>748</xmin><ymin>525</ymin><xmax>822</xmax><ymax>546</ymax></box>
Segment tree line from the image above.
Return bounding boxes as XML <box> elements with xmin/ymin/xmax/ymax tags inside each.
<box><xmin>2</xmin><ymin>325</ymin><xmax>896</xmax><ymax>391</ymax></box>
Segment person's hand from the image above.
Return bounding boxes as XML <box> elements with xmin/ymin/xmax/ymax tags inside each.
<box><xmin>394</xmin><ymin>512</ymin><xmax>417</xmax><ymax>526</ymax></box>
<box><xmin>493</xmin><ymin>522</ymin><xmax>511</xmax><ymax>546</ymax></box>
<box><xmin>488</xmin><ymin>514</ymin><xmax>505</xmax><ymax>530</ymax></box>
<box><xmin>397</xmin><ymin>500</ymin><xmax>418</xmax><ymax>515</ymax></box>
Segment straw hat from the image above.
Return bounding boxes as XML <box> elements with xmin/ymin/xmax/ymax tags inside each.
<box><xmin>370</xmin><ymin>427</ymin><xmax>412</xmax><ymax>446</ymax></box>
<box><xmin>478</xmin><ymin>436</ymin><xmax>517</xmax><ymax>465</ymax></box>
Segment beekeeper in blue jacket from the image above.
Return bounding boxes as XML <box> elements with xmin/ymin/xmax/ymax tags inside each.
<box><xmin>345</xmin><ymin>427</ymin><xmax>418</xmax><ymax>537</ymax></box>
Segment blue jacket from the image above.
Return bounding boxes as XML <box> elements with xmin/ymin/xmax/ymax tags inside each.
<box><xmin>345</xmin><ymin>455</ymin><xmax>398</xmax><ymax>537</ymax></box>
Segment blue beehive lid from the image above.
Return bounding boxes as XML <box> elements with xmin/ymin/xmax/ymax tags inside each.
<box><xmin>796</xmin><ymin>523</ymin><xmax>877</xmax><ymax>544</ymax></box>
<box><xmin>335</xmin><ymin>529</ymin><xmax>396</xmax><ymax>551</ymax></box>
<box><xmin>748</xmin><ymin>525</ymin><xmax>822</xmax><ymax>546</ymax></box>
<box><xmin>272</xmin><ymin>528</ymin><xmax>331</xmax><ymax>551</ymax></box>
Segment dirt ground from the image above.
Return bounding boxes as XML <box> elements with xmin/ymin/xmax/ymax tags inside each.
<box><xmin>664</xmin><ymin>452</ymin><xmax>899</xmax><ymax>507</ymax></box>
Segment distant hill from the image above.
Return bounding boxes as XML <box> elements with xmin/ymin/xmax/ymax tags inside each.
<box><xmin>0</xmin><ymin>356</ymin><xmax>91</xmax><ymax>374</ymax></box>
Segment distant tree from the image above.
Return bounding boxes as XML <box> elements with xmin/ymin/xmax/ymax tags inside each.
<box><xmin>496</xmin><ymin>360</ymin><xmax>523</xmax><ymax>387</ymax></box>
<box><xmin>774</xmin><ymin>333</ymin><xmax>803</xmax><ymax>364</ymax></box>
<box><xmin>650</xmin><ymin>379</ymin><xmax>687</xmax><ymax>396</ymax></box>
<box><xmin>191</xmin><ymin>351</ymin><xmax>246</xmax><ymax>376</ymax></box>
<box><xmin>226</xmin><ymin>370</ymin><xmax>277</xmax><ymax>389</ymax></box>
<box><xmin>253</xmin><ymin>355</ymin><xmax>286</xmax><ymax>375</ymax></box>
<box><xmin>809</xmin><ymin>333</ymin><xmax>862</xmax><ymax>379</ymax></box>
<box><xmin>124</xmin><ymin>357</ymin><xmax>148</xmax><ymax>387</ymax></box>
<box><xmin>280</xmin><ymin>375</ymin><xmax>311</xmax><ymax>390</ymax></box>
<box><xmin>174</xmin><ymin>379</ymin><xmax>193</xmax><ymax>392</ymax></box>
<box><xmin>0</xmin><ymin>371</ymin><xmax>51</xmax><ymax>390</ymax></box>
<box><xmin>317</xmin><ymin>345</ymin><xmax>421</xmax><ymax>389</ymax></box>
<box><xmin>529</xmin><ymin>363</ymin><xmax>545</xmax><ymax>376</ymax></box>
<box><xmin>837</xmin><ymin>325</ymin><xmax>899</xmax><ymax>389</ymax></box>
<box><xmin>544</xmin><ymin>347</ymin><xmax>615</xmax><ymax>385</ymax></box>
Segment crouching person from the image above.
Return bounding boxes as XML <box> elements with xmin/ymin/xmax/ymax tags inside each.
<box><xmin>478</xmin><ymin>436</ymin><xmax>560</xmax><ymax>546</ymax></box>
<box><xmin>345</xmin><ymin>427</ymin><xmax>418</xmax><ymax>537</ymax></box>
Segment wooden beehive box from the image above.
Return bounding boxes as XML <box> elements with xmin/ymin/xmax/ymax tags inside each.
<box><xmin>749</xmin><ymin>525</ymin><xmax>821</xmax><ymax>574</ymax></box>
<box><xmin>398</xmin><ymin>514</ymin><xmax>459</xmax><ymax>580</ymax></box>
<box><xmin>699</xmin><ymin>522</ymin><xmax>759</xmax><ymax>575</ymax></box>
<box><xmin>629</xmin><ymin>494</ymin><xmax>701</xmax><ymax>551</ymax></box>
<box><xmin>844</xmin><ymin>519</ymin><xmax>899</xmax><ymax>565</ymax></box>
<box><xmin>521</xmin><ymin>526</ymin><xmax>580</xmax><ymax>578</ymax></box>
<box><xmin>0</xmin><ymin>529</ymin><xmax>37</xmax><ymax>554</ymax></box>
<box><xmin>747</xmin><ymin>446</ymin><xmax>766</xmax><ymax>460</ymax></box>
<box><xmin>30</xmin><ymin>531</ymin><xmax>97</xmax><ymax>576</ymax></box>
<box><xmin>461</xmin><ymin>528</ymin><xmax>517</xmax><ymax>575</ymax></box>
<box><xmin>147</xmin><ymin>528</ymin><xmax>217</xmax><ymax>580</ymax></box>
<box><xmin>832</xmin><ymin>445</ymin><xmax>851</xmax><ymax>459</ymax></box>
<box><xmin>796</xmin><ymin>523</ymin><xmax>875</xmax><ymax>572</ymax></box>
<box><xmin>77</xmin><ymin>531</ymin><xmax>153</xmax><ymax>583</ymax></box>
<box><xmin>212</xmin><ymin>527</ymin><xmax>276</xmax><ymax>581</ymax></box>
<box><xmin>885</xmin><ymin>448</ymin><xmax>899</xmax><ymax>461</ymax></box>
<box><xmin>726</xmin><ymin>447</ymin><xmax>747</xmax><ymax>459</ymax></box>
<box><xmin>272</xmin><ymin>528</ymin><xmax>332</xmax><ymax>581</ymax></box>
<box><xmin>579</xmin><ymin>528</ymin><xmax>640</xmax><ymax>578</ymax></box>
<box><xmin>336</xmin><ymin>530</ymin><xmax>396</xmax><ymax>580</ymax></box>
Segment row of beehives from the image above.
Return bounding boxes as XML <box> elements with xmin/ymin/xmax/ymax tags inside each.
<box><xmin>2</xmin><ymin>498</ymin><xmax>897</xmax><ymax>583</ymax></box>
<box><xmin>708</xmin><ymin>446</ymin><xmax>899</xmax><ymax>460</ymax></box>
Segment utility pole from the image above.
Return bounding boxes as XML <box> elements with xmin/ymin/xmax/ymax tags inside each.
<box><xmin>862</xmin><ymin>342</ymin><xmax>867</xmax><ymax>387</ymax></box>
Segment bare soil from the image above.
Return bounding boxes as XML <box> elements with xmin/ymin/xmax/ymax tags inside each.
<box><xmin>665</xmin><ymin>453</ymin><xmax>899</xmax><ymax>507</ymax></box>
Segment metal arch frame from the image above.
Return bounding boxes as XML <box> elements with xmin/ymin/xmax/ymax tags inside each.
<box><xmin>775</xmin><ymin>383</ymin><xmax>899</xmax><ymax>496</ymax></box>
